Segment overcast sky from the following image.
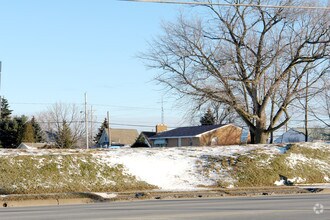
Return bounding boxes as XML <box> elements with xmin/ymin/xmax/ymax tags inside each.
<box><xmin>0</xmin><ymin>0</ymin><xmax>189</xmax><ymax>130</ymax></box>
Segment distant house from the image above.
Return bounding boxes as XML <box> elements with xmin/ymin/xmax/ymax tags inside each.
<box><xmin>149</xmin><ymin>124</ymin><xmax>248</xmax><ymax>147</ymax></box>
<box><xmin>131</xmin><ymin>131</ymin><xmax>156</xmax><ymax>148</ymax></box>
<box><xmin>274</xmin><ymin>129</ymin><xmax>307</xmax><ymax>143</ymax></box>
<box><xmin>275</xmin><ymin>127</ymin><xmax>330</xmax><ymax>143</ymax></box>
<box><xmin>17</xmin><ymin>142</ymin><xmax>48</xmax><ymax>149</ymax></box>
<box><xmin>96</xmin><ymin>128</ymin><xmax>139</xmax><ymax>147</ymax></box>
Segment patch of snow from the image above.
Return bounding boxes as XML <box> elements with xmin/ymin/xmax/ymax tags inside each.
<box><xmin>286</xmin><ymin>153</ymin><xmax>309</xmax><ymax>168</ymax></box>
<box><xmin>288</xmin><ymin>177</ymin><xmax>306</xmax><ymax>184</ymax></box>
<box><xmin>277</xmin><ymin>147</ymin><xmax>288</xmax><ymax>154</ymax></box>
<box><xmin>274</xmin><ymin>179</ymin><xmax>285</xmax><ymax>186</ymax></box>
<box><xmin>94</xmin><ymin>192</ymin><xmax>117</xmax><ymax>199</ymax></box>
<box><xmin>295</xmin><ymin>142</ymin><xmax>330</xmax><ymax>150</ymax></box>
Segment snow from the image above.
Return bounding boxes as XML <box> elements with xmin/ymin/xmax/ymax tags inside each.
<box><xmin>94</xmin><ymin>193</ymin><xmax>117</xmax><ymax>199</ymax></box>
<box><xmin>288</xmin><ymin>177</ymin><xmax>306</xmax><ymax>184</ymax></box>
<box><xmin>287</xmin><ymin>150</ymin><xmax>330</xmax><ymax>172</ymax></box>
<box><xmin>297</xmin><ymin>142</ymin><xmax>330</xmax><ymax>150</ymax></box>
<box><xmin>287</xmin><ymin>153</ymin><xmax>309</xmax><ymax>168</ymax></box>
<box><xmin>274</xmin><ymin>179</ymin><xmax>285</xmax><ymax>186</ymax></box>
<box><xmin>92</xmin><ymin>145</ymin><xmax>280</xmax><ymax>190</ymax></box>
<box><xmin>0</xmin><ymin>142</ymin><xmax>329</xmax><ymax>191</ymax></box>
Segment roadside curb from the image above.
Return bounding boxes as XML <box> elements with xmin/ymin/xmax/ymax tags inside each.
<box><xmin>1</xmin><ymin>186</ymin><xmax>328</xmax><ymax>208</ymax></box>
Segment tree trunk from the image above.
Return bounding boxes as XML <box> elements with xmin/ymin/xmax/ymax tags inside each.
<box><xmin>249</xmin><ymin>128</ymin><xmax>256</xmax><ymax>144</ymax></box>
<box><xmin>255</xmin><ymin>129</ymin><xmax>269</xmax><ymax>144</ymax></box>
<box><xmin>254</xmin><ymin>112</ymin><xmax>269</xmax><ymax>144</ymax></box>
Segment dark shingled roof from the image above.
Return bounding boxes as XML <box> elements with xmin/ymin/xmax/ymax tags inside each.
<box><xmin>141</xmin><ymin>131</ymin><xmax>156</xmax><ymax>138</ymax></box>
<box><xmin>150</xmin><ymin>124</ymin><xmax>226</xmax><ymax>139</ymax></box>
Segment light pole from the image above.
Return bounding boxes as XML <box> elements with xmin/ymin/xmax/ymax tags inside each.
<box><xmin>85</xmin><ymin>92</ymin><xmax>89</xmax><ymax>149</ymax></box>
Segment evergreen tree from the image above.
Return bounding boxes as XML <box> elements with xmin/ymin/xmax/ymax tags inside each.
<box><xmin>0</xmin><ymin>119</ymin><xmax>17</xmax><ymax>148</ymax></box>
<box><xmin>55</xmin><ymin>120</ymin><xmax>74</xmax><ymax>148</ymax></box>
<box><xmin>0</xmin><ymin>115</ymin><xmax>27</xmax><ymax>148</ymax></box>
<box><xmin>31</xmin><ymin>116</ymin><xmax>44</xmax><ymax>142</ymax></box>
<box><xmin>22</xmin><ymin>122</ymin><xmax>35</xmax><ymax>143</ymax></box>
<box><xmin>15</xmin><ymin>115</ymin><xmax>28</xmax><ymax>142</ymax></box>
<box><xmin>0</xmin><ymin>97</ymin><xmax>12</xmax><ymax>120</ymax></box>
<box><xmin>94</xmin><ymin>118</ymin><xmax>109</xmax><ymax>143</ymax></box>
<box><xmin>200</xmin><ymin>108</ymin><xmax>216</xmax><ymax>126</ymax></box>
<box><xmin>0</xmin><ymin>98</ymin><xmax>14</xmax><ymax>148</ymax></box>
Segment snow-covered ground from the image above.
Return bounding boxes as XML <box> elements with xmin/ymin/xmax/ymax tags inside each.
<box><xmin>92</xmin><ymin>145</ymin><xmax>285</xmax><ymax>190</ymax></box>
<box><xmin>0</xmin><ymin>142</ymin><xmax>329</xmax><ymax>191</ymax></box>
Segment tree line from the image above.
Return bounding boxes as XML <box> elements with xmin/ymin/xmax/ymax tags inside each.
<box><xmin>0</xmin><ymin>97</ymin><xmax>109</xmax><ymax>149</ymax></box>
<box><xmin>0</xmin><ymin>98</ymin><xmax>43</xmax><ymax>148</ymax></box>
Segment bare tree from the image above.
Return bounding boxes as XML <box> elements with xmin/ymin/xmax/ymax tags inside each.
<box><xmin>37</xmin><ymin>103</ymin><xmax>85</xmax><ymax>147</ymax></box>
<box><xmin>187</xmin><ymin>101</ymin><xmax>241</xmax><ymax>125</ymax></box>
<box><xmin>310</xmin><ymin>75</ymin><xmax>330</xmax><ymax>127</ymax></box>
<box><xmin>141</xmin><ymin>0</ymin><xmax>330</xmax><ymax>143</ymax></box>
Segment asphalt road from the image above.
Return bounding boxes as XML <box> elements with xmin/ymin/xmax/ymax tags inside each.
<box><xmin>0</xmin><ymin>194</ymin><xmax>329</xmax><ymax>220</ymax></box>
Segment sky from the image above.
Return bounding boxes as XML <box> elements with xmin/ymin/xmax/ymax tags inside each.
<box><xmin>0</xmin><ymin>0</ymin><xmax>328</xmax><ymax>133</ymax></box>
<box><xmin>0</xmin><ymin>0</ymin><xmax>189</xmax><ymax>131</ymax></box>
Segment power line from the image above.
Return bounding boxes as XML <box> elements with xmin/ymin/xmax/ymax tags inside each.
<box><xmin>10</xmin><ymin>102</ymin><xmax>171</xmax><ymax>111</ymax></box>
<box><xmin>122</xmin><ymin>0</ymin><xmax>330</xmax><ymax>10</ymax></box>
<box><xmin>37</xmin><ymin>120</ymin><xmax>177</xmax><ymax>130</ymax></box>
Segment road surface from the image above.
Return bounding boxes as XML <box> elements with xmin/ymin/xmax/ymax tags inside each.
<box><xmin>1</xmin><ymin>194</ymin><xmax>329</xmax><ymax>220</ymax></box>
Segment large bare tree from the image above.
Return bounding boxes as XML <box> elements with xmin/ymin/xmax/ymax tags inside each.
<box><xmin>142</xmin><ymin>0</ymin><xmax>330</xmax><ymax>143</ymax></box>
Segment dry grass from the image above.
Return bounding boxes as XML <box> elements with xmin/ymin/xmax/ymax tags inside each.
<box><xmin>232</xmin><ymin>144</ymin><xmax>330</xmax><ymax>187</ymax></box>
<box><xmin>0</xmin><ymin>154</ymin><xmax>156</xmax><ymax>194</ymax></box>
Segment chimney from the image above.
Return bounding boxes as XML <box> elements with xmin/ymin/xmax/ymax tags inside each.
<box><xmin>156</xmin><ymin>124</ymin><xmax>167</xmax><ymax>134</ymax></box>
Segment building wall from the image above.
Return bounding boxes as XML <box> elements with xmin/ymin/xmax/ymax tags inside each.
<box><xmin>199</xmin><ymin>125</ymin><xmax>243</xmax><ymax>146</ymax></box>
<box><xmin>165</xmin><ymin>137</ymin><xmax>200</xmax><ymax>147</ymax></box>
<box><xmin>150</xmin><ymin>125</ymin><xmax>246</xmax><ymax>147</ymax></box>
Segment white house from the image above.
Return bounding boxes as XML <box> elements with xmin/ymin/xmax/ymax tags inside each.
<box><xmin>274</xmin><ymin>129</ymin><xmax>307</xmax><ymax>143</ymax></box>
<box><xmin>275</xmin><ymin>127</ymin><xmax>330</xmax><ymax>143</ymax></box>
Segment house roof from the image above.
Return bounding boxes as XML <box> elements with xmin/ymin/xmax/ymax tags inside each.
<box><xmin>141</xmin><ymin>131</ymin><xmax>156</xmax><ymax>139</ymax></box>
<box><xmin>149</xmin><ymin>124</ymin><xmax>228</xmax><ymax>139</ymax></box>
<box><xmin>274</xmin><ymin>127</ymin><xmax>330</xmax><ymax>143</ymax></box>
<box><xmin>17</xmin><ymin>142</ymin><xmax>48</xmax><ymax>149</ymax></box>
<box><xmin>104</xmin><ymin>128</ymin><xmax>139</xmax><ymax>145</ymax></box>
<box><xmin>291</xmin><ymin>127</ymin><xmax>330</xmax><ymax>140</ymax></box>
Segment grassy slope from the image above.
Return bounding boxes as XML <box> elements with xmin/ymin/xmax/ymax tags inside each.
<box><xmin>215</xmin><ymin>144</ymin><xmax>330</xmax><ymax>187</ymax></box>
<box><xmin>1</xmin><ymin>144</ymin><xmax>329</xmax><ymax>194</ymax></box>
<box><xmin>0</xmin><ymin>154</ymin><xmax>155</xmax><ymax>194</ymax></box>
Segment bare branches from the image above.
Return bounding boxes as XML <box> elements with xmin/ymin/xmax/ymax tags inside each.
<box><xmin>141</xmin><ymin>0</ymin><xmax>330</xmax><ymax>143</ymax></box>
<box><xmin>37</xmin><ymin>103</ymin><xmax>85</xmax><ymax>148</ymax></box>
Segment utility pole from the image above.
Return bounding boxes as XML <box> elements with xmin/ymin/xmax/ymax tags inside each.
<box><xmin>85</xmin><ymin>93</ymin><xmax>89</xmax><ymax>149</ymax></box>
<box><xmin>90</xmin><ymin>105</ymin><xmax>93</xmax><ymax>146</ymax></box>
<box><xmin>0</xmin><ymin>61</ymin><xmax>2</xmax><ymax>120</ymax></box>
<box><xmin>107</xmin><ymin>111</ymin><xmax>111</xmax><ymax>147</ymax></box>
<box><xmin>305</xmin><ymin>73</ymin><xmax>309</xmax><ymax>142</ymax></box>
